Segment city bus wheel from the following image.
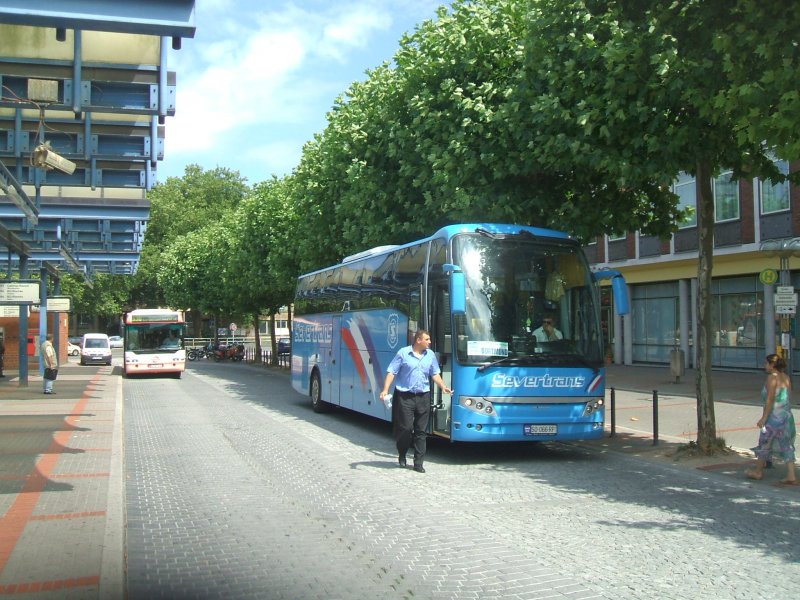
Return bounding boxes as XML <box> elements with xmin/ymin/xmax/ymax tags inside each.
<box><xmin>310</xmin><ymin>372</ymin><xmax>329</xmax><ymax>413</ymax></box>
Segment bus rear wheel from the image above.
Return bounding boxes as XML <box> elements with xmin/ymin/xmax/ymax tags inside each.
<box><xmin>310</xmin><ymin>372</ymin><xmax>329</xmax><ymax>413</ymax></box>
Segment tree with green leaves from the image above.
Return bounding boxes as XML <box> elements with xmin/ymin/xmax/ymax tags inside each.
<box><xmin>156</xmin><ymin>219</ymin><xmax>240</xmax><ymax>330</ymax></box>
<box><xmin>131</xmin><ymin>164</ymin><xmax>250</xmax><ymax>309</ymax></box>
<box><xmin>291</xmin><ymin>0</ymin><xmax>684</xmax><ymax>272</ymax></box>
<box><xmin>227</xmin><ymin>177</ymin><xmax>300</xmax><ymax>363</ymax></box>
<box><xmin>59</xmin><ymin>273</ymin><xmax>132</xmax><ymax>333</ymax></box>
<box><xmin>515</xmin><ymin>0</ymin><xmax>798</xmax><ymax>452</ymax></box>
<box><xmin>292</xmin><ymin>1</ymin><xmax>549</xmax><ymax>270</ymax></box>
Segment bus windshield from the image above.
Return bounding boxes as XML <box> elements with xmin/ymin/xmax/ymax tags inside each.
<box><xmin>452</xmin><ymin>232</ymin><xmax>603</xmax><ymax>366</ymax></box>
<box><xmin>125</xmin><ymin>323</ymin><xmax>184</xmax><ymax>353</ymax></box>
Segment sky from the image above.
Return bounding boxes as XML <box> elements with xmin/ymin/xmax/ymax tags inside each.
<box><xmin>158</xmin><ymin>0</ymin><xmax>444</xmax><ymax>185</ymax></box>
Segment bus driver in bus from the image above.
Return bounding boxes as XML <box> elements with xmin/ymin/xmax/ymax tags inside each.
<box><xmin>380</xmin><ymin>329</ymin><xmax>453</xmax><ymax>473</ymax></box>
<box><xmin>162</xmin><ymin>330</ymin><xmax>180</xmax><ymax>348</ymax></box>
<box><xmin>532</xmin><ymin>313</ymin><xmax>563</xmax><ymax>342</ymax></box>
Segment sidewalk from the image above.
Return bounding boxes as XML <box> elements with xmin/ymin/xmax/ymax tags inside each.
<box><xmin>605</xmin><ymin>362</ymin><xmax>766</xmax><ymax>404</ymax></box>
<box><xmin>589</xmin><ymin>362</ymin><xmax>800</xmax><ymax>492</ymax></box>
<box><xmin>0</xmin><ymin>361</ymin><xmax>124</xmax><ymax>597</ymax></box>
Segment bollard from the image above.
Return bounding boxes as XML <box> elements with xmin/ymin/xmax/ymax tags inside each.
<box><xmin>610</xmin><ymin>387</ymin><xmax>616</xmax><ymax>437</ymax></box>
<box><xmin>652</xmin><ymin>389</ymin><xmax>659</xmax><ymax>446</ymax></box>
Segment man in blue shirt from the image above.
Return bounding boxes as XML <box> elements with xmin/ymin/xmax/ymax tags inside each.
<box><xmin>380</xmin><ymin>329</ymin><xmax>453</xmax><ymax>473</ymax></box>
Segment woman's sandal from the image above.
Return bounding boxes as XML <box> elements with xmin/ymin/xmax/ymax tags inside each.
<box><xmin>745</xmin><ymin>470</ymin><xmax>764</xmax><ymax>480</ymax></box>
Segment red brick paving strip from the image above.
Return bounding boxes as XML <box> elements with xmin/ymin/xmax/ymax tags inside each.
<box><xmin>0</xmin><ymin>373</ymin><xmax>105</xmax><ymax>592</ymax></box>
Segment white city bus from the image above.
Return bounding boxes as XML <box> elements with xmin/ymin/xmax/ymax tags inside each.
<box><xmin>123</xmin><ymin>308</ymin><xmax>186</xmax><ymax>378</ymax></box>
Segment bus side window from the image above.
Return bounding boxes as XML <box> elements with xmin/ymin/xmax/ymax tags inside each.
<box><xmin>406</xmin><ymin>285</ymin><xmax>422</xmax><ymax>345</ymax></box>
<box><xmin>434</xmin><ymin>288</ymin><xmax>450</xmax><ymax>354</ymax></box>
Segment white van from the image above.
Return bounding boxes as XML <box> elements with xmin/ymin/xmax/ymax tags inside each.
<box><xmin>81</xmin><ymin>333</ymin><xmax>112</xmax><ymax>366</ymax></box>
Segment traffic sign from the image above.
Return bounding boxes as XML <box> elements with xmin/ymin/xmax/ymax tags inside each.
<box><xmin>0</xmin><ymin>281</ymin><xmax>39</xmax><ymax>303</ymax></box>
<box><xmin>31</xmin><ymin>296</ymin><xmax>72</xmax><ymax>312</ymax></box>
<box><xmin>229</xmin><ymin>323</ymin><xmax>237</xmax><ymax>332</ymax></box>
<box><xmin>774</xmin><ymin>287</ymin><xmax>797</xmax><ymax>307</ymax></box>
<box><xmin>760</xmin><ymin>269</ymin><xmax>779</xmax><ymax>285</ymax></box>
<box><xmin>774</xmin><ymin>283</ymin><xmax>797</xmax><ymax>318</ymax></box>
<box><xmin>0</xmin><ymin>305</ymin><xmax>26</xmax><ymax>317</ymax></box>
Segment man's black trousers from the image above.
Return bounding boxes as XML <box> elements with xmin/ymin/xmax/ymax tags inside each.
<box><xmin>395</xmin><ymin>390</ymin><xmax>430</xmax><ymax>466</ymax></box>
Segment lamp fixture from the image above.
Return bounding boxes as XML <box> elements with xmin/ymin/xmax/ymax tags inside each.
<box><xmin>32</xmin><ymin>142</ymin><xmax>76</xmax><ymax>175</ymax></box>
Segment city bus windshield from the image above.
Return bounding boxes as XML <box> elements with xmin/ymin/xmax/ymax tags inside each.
<box><xmin>125</xmin><ymin>323</ymin><xmax>184</xmax><ymax>353</ymax></box>
<box><xmin>452</xmin><ymin>233</ymin><xmax>603</xmax><ymax>366</ymax></box>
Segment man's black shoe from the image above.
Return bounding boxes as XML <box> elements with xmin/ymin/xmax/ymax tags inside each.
<box><xmin>398</xmin><ymin>456</ymin><xmax>407</xmax><ymax>467</ymax></box>
<box><xmin>413</xmin><ymin>464</ymin><xmax>426</xmax><ymax>473</ymax></box>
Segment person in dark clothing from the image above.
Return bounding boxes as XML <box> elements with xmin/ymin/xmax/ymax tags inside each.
<box><xmin>379</xmin><ymin>329</ymin><xmax>453</xmax><ymax>473</ymax></box>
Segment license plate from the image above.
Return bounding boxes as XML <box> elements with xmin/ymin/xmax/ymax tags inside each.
<box><xmin>524</xmin><ymin>424</ymin><xmax>557</xmax><ymax>435</ymax></box>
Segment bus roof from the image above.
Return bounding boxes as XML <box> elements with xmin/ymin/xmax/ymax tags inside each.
<box><xmin>299</xmin><ymin>223</ymin><xmax>575</xmax><ymax>279</ymax></box>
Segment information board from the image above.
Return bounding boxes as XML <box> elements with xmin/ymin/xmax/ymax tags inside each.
<box><xmin>0</xmin><ymin>281</ymin><xmax>39</xmax><ymax>304</ymax></box>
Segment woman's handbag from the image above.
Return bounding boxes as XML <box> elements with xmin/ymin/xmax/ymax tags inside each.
<box><xmin>44</xmin><ymin>367</ymin><xmax>58</xmax><ymax>381</ymax></box>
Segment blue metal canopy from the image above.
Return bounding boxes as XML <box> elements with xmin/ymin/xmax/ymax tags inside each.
<box><xmin>0</xmin><ymin>1</ymin><xmax>195</xmax><ymax>38</ymax></box>
<box><xmin>0</xmin><ymin>0</ymin><xmax>196</xmax><ymax>278</ymax></box>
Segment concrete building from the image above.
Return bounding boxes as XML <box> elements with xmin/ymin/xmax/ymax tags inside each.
<box><xmin>587</xmin><ymin>158</ymin><xmax>800</xmax><ymax>373</ymax></box>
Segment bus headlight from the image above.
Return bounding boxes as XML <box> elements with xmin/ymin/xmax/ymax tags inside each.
<box><xmin>460</xmin><ymin>396</ymin><xmax>495</xmax><ymax>416</ymax></box>
<box><xmin>583</xmin><ymin>399</ymin><xmax>604</xmax><ymax>416</ymax></box>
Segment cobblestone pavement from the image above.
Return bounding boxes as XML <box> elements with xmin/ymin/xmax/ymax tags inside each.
<box><xmin>124</xmin><ymin>362</ymin><xmax>800</xmax><ymax>600</ymax></box>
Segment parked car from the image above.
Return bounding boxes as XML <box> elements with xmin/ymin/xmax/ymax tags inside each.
<box><xmin>108</xmin><ymin>335</ymin><xmax>123</xmax><ymax>349</ymax></box>
<box><xmin>80</xmin><ymin>333</ymin><xmax>112</xmax><ymax>366</ymax></box>
<box><xmin>67</xmin><ymin>342</ymin><xmax>80</xmax><ymax>356</ymax></box>
<box><xmin>68</xmin><ymin>336</ymin><xmax>82</xmax><ymax>345</ymax></box>
<box><xmin>277</xmin><ymin>337</ymin><xmax>291</xmax><ymax>354</ymax></box>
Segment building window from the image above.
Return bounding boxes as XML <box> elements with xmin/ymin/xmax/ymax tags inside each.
<box><xmin>714</xmin><ymin>170</ymin><xmax>740</xmax><ymax>222</ymax></box>
<box><xmin>673</xmin><ymin>172</ymin><xmax>697</xmax><ymax>228</ymax></box>
<box><xmin>711</xmin><ymin>276</ymin><xmax>765</xmax><ymax>370</ymax></box>
<box><xmin>631</xmin><ymin>282</ymin><xmax>678</xmax><ymax>363</ymax></box>
<box><xmin>761</xmin><ymin>159</ymin><xmax>790</xmax><ymax>214</ymax></box>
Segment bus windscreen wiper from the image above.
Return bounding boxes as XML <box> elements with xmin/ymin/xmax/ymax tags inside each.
<box><xmin>477</xmin><ymin>356</ymin><xmax>524</xmax><ymax>371</ymax></box>
<box><xmin>476</xmin><ymin>355</ymin><xmax>550</xmax><ymax>371</ymax></box>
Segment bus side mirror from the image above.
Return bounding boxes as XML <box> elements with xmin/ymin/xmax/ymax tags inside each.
<box><xmin>451</xmin><ymin>271</ymin><xmax>466</xmax><ymax>315</ymax></box>
<box><xmin>593</xmin><ymin>269</ymin><xmax>629</xmax><ymax>316</ymax></box>
<box><xmin>611</xmin><ymin>275</ymin><xmax>629</xmax><ymax>315</ymax></box>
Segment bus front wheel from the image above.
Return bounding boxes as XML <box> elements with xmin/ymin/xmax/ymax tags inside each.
<box><xmin>310</xmin><ymin>372</ymin><xmax>329</xmax><ymax>413</ymax></box>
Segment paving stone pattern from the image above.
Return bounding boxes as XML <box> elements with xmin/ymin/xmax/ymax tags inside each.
<box><xmin>124</xmin><ymin>363</ymin><xmax>800</xmax><ymax>600</ymax></box>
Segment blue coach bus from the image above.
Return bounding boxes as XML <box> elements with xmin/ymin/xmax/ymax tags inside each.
<box><xmin>291</xmin><ymin>223</ymin><xmax>629</xmax><ymax>442</ymax></box>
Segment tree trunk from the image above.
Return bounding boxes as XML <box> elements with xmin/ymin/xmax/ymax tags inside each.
<box><xmin>253</xmin><ymin>314</ymin><xmax>262</xmax><ymax>364</ymax></box>
<box><xmin>695</xmin><ymin>160</ymin><xmax>719</xmax><ymax>452</ymax></box>
<box><xmin>269</xmin><ymin>314</ymin><xmax>278</xmax><ymax>366</ymax></box>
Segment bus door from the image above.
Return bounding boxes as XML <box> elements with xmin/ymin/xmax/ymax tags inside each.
<box><xmin>325</xmin><ymin>315</ymin><xmax>342</xmax><ymax>407</ymax></box>
<box><xmin>430</xmin><ymin>285</ymin><xmax>452</xmax><ymax>438</ymax></box>
<box><xmin>338</xmin><ymin>314</ymin><xmax>356</xmax><ymax>411</ymax></box>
